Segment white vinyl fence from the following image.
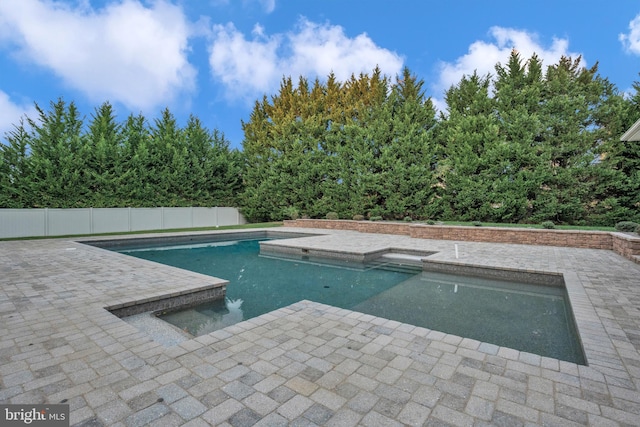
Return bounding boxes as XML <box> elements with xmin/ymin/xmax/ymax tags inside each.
<box><xmin>0</xmin><ymin>207</ymin><xmax>246</xmax><ymax>239</ymax></box>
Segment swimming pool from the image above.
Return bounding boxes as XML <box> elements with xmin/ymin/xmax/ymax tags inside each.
<box><xmin>114</xmin><ymin>236</ymin><xmax>585</xmax><ymax>364</ymax></box>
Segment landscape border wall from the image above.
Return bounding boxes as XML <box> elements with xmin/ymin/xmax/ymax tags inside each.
<box><xmin>283</xmin><ymin>219</ymin><xmax>640</xmax><ymax>263</ymax></box>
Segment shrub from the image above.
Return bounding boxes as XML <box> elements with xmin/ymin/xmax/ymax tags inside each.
<box><xmin>541</xmin><ymin>221</ymin><xmax>556</xmax><ymax>229</ymax></box>
<box><xmin>367</xmin><ymin>209</ymin><xmax>383</xmax><ymax>219</ymax></box>
<box><xmin>283</xmin><ymin>206</ymin><xmax>299</xmax><ymax>220</ymax></box>
<box><xmin>426</xmin><ymin>220</ymin><xmax>436</xmax><ymax>225</ymax></box>
<box><xmin>615</xmin><ymin>221</ymin><xmax>639</xmax><ymax>232</ymax></box>
<box><xmin>472</xmin><ymin>221</ymin><xmax>482</xmax><ymax>227</ymax></box>
<box><xmin>352</xmin><ymin>214</ymin><xmax>365</xmax><ymax>221</ymax></box>
<box><xmin>325</xmin><ymin>212</ymin><xmax>339</xmax><ymax>220</ymax></box>
<box><xmin>403</xmin><ymin>216</ymin><xmax>412</xmax><ymax>222</ymax></box>
<box><xmin>370</xmin><ymin>216</ymin><xmax>383</xmax><ymax>221</ymax></box>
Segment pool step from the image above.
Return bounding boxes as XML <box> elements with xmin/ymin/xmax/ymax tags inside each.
<box><xmin>371</xmin><ymin>252</ymin><xmax>426</xmax><ymax>271</ymax></box>
<box><xmin>380</xmin><ymin>253</ymin><xmax>425</xmax><ymax>263</ymax></box>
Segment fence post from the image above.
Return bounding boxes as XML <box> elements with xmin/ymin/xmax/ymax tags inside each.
<box><xmin>44</xmin><ymin>208</ymin><xmax>49</xmax><ymax>236</ymax></box>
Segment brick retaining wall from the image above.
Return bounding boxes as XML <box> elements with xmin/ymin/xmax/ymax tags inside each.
<box><xmin>283</xmin><ymin>219</ymin><xmax>640</xmax><ymax>263</ymax></box>
<box><xmin>613</xmin><ymin>233</ymin><xmax>640</xmax><ymax>261</ymax></box>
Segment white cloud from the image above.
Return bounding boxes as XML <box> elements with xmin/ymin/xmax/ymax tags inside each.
<box><xmin>208</xmin><ymin>18</ymin><xmax>404</xmax><ymax>102</ymax></box>
<box><xmin>619</xmin><ymin>13</ymin><xmax>640</xmax><ymax>54</ymax></box>
<box><xmin>288</xmin><ymin>20</ymin><xmax>403</xmax><ymax>82</ymax></box>
<box><xmin>0</xmin><ymin>0</ymin><xmax>196</xmax><ymax>111</ymax></box>
<box><xmin>433</xmin><ymin>26</ymin><xmax>583</xmax><ymax>107</ymax></box>
<box><xmin>208</xmin><ymin>22</ymin><xmax>281</xmax><ymax>100</ymax></box>
<box><xmin>0</xmin><ymin>91</ymin><xmax>36</xmax><ymax>141</ymax></box>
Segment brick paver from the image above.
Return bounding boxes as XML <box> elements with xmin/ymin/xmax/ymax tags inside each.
<box><xmin>1</xmin><ymin>227</ymin><xmax>640</xmax><ymax>426</ymax></box>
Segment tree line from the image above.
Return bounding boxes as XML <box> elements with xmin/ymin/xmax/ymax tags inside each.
<box><xmin>0</xmin><ymin>101</ymin><xmax>243</xmax><ymax>208</ymax></box>
<box><xmin>1</xmin><ymin>51</ymin><xmax>639</xmax><ymax>225</ymax></box>
<box><xmin>241</xmin><ymin>52</ymin><xmax>640</xmax><ymax>225</ymax></box>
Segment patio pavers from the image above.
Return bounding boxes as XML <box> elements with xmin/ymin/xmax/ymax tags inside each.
<box><xmin>1</xmin><ymin>227</ymin><xmax>639</xmax><ymax>426</ymax></box>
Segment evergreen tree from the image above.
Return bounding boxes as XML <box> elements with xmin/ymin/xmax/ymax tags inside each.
<box><xmin>533</xmin><ymin>57</ymin><xmax>604</xmax><ymax>223</ymax></box>
<box><xmin>591</xmin><ymin>78</ymin><xmax>640</xmax><ymax>223</ymax></box>
<box><xmin>182</xmin><ymin>115</ymin><xmax>212</xmax><ymax>205</ymax></box>
<box><xmin>149</xmin><ymin>108</ymin><xmax>187</xmax><ymax>205</ymax></box>
<box><xmin>378</xmin><ymin>67</ymin><xmax>437</xmax><ymax>219</ymax></box>
<box><xmin>491</xmin><ymin>51</ymin><xmax>546</xmax><ymax>222</ymax></box>
<box><xmin>0</xmin><ymin>119</ymin><xmax>33</xmax><ymax>207</ymax></box>
<box><xmin>119</xmin><ymin>113</ymin><xmax>153</xmax><ymax>206</ymax></box>
<box><xmin>437</xmin><ymin>72</ymin><xmax>500</xmax><ymax>221</ymax></box>
<box><xmin>184</xmin><ymin>117</ymin><xmax>243</xmax><ymax>206</ymax></box>
<box><xmin>27</xmin><ymin>99</ymin><xmax>88</xmax><ymax>207</ymax></box>
<box><xmin>334</xmin><ymin>69</ymin><xmax>391</xmax><ymax>218</ymax></box>
<box><xmin>241</xmin><ymin>75</ymin><xmax>341</xmax><ymax>220</ymax></box>
<box><xmin>84</xmin><ymin>102</ymin><xmax>125</xmax><ymax>206</ymax></box>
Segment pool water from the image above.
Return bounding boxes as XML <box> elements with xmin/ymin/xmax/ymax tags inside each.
<box><xmin>119</xmin><ymin>238</ymin><xmax>585</xmax><ymax>364</ymax></box>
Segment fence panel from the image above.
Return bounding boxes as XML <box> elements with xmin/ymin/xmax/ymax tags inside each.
<box><xmin>129</xmin><ymin>208</ymin><xmax>163</xmax><ymax>232</ymax></box>
<box><xmin>92</xmin><ymin>208</ymin><xmax>130</xmax><ymax>234</ymax></box>
<box><xmin>162</xmin><ymin>207</ymin><xmax>192</xmax><ymax>229</ymax></box>
<box><xmin>217</xmin><ymin>207</ymin><xmax>241</xmax><ymax>226</ymax></box>
<box><xmin>48</xmin><ymin>209</ymin><xmax>91</xmax><ymax>236</ymax></box>
<box><xmin>0</xmin><ymin>209</ymin><xmax>46</xmax><ymax>238</ymax></box>
<box><xmin>193</xmin><ymin>207</ymin><xmax>217</xmax><ymax>227</ymax></box>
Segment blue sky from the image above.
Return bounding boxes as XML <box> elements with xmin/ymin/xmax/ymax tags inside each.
<box><xmin>1</xmin><ymin>0</ymin><xmax>639</xmax><ymax>150</ymax></box>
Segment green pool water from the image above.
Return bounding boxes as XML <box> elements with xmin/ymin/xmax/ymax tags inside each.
<box><xmin>119</xmin><ymin>238</ymin><xmax>585</xmax><ymax>364</ymax></box>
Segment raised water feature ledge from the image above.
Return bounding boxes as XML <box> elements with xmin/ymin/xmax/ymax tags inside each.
<box><xmin>106</xmin><ymin>284</ymin><xmax>226</xmax><ymax>318</ymax></box>
<box><xmin>283</xmin><ymin>219</ymin><xmax>640</xmax><ymax>263</ymax></box>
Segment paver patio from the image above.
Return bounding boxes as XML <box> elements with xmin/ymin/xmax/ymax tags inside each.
<box><xmin>1</xmin><ymin>227</ymin><xmax>639</xmax><ymax>426</ymax></box>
